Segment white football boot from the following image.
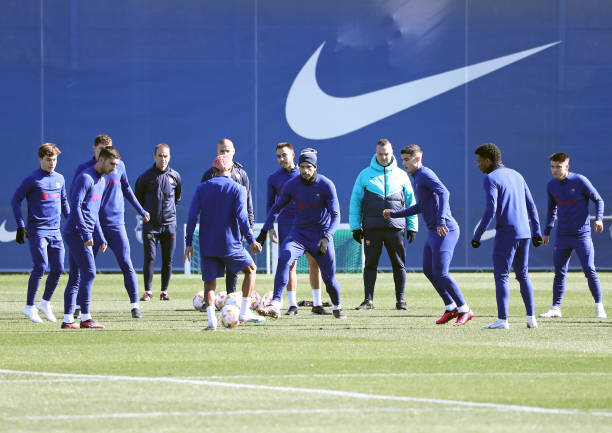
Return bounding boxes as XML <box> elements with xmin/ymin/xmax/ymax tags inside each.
<box><xmin>36</xmin><ymin>300</ymin><xmax>57</xmax><ymax>322</ymax></box>
<box><xmin>22</xmin><ymin>306</ymin><xmax>43</xmax><ymax>323</ymax></box>
<box><xmin>239</xmin><ymin>311</ymin><xmax>265</xmax><ymax>324</ymax></box>
<box><xmin>482</xmin><ymin>319</ymin><xmax>509</xmax><ymax>329</ymax></box>
<box><xmin>526</xmin><ymin>315</ymin><xmax>538</xmax><ymax>328</ymax></box>
<box><xmin>596</xmin><ymin>303</ymin><xmax>607</xmax><ymax>319</ymax></box>
<box><xmin>539</xmin><ymin>306</ymin><xmax>562</xmax><ymax>318</ymax></box>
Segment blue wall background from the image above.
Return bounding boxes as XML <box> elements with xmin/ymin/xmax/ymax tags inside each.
<box><xmin>2</xmin><ymin>0</ymin><xmax>611</xmax><ymax>271</ymax></box>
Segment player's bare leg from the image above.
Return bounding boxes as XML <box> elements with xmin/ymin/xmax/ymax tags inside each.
<box><xmin>240</xmin><ymin>263</ymin><xmax>264</xmax><ymax>324</ymax></box>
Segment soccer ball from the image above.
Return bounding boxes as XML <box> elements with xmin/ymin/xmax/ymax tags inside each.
<box><xmin>219</xmin><ymin>305</ymin><xmax>240</xmax><ymax>328</ymax></box>
<box><xmin>224</xmin><ymin>292</ymin><xmax>242</xmax><ymax>308</ymax></box>
<box><xmin>215</xmin><ymin>291</ymin><xmax>227</xmax><ymax>311</ymax></box>
<box><xmin>192</xmin><ymin>291</ymin><xmax>205</xmax><ymax>311</ymax></box>
<box><xmin>250</xmin><ymin>291</ymin><xmax>261</xmax><ymax>310</ymax></box>
<box><xmin>260</xmin><ymin>291</ymin><xmax>273</xmax><ymax>308</ymax></box>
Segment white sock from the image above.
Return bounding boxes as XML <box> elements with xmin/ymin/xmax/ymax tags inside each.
<box><xmin>240</xmin><ymin>297</ymin><xmax>250</xmax><ymax>316</ymax></box>
<box><xmin>457</xmin><ymin>304</ymin><xmax>470</xmax><ymax>313</ymax></box>
<box><xmin>161</xmin><ymin>290</ymin><xmax>167</xmax><ymax>294</ymax></box>
<box><xmin>445</xmin><ymin>302</ymin><xmax>457</xmax><ymax>311</ymax></box>
<box><xmin>24</xmin><ymin>305</ymin><xmax>34</xmax><ymax>310</ymax></box>
<box><xmin>596</xmin><ymin>302</ymin><xmax>604</xmax><ymax>308</ymax></box>
<box><xmin>206</xmin><ymin>306</ymin><xmax>216</xmax><ymax>327</ymax></box>
<box><xmin>63</xmin><ymin>314</ymin><xmax>73</xmax><ymax>324</ymax></box>
<box><xmin>75</xmin><ymin>304</ymin><xmax>81</xmax><ymax>310</ymax></box>
<box><xmin>145</xmin><ymin>291</ymin><xmax>152</xmax><ymax>295</ymax></box>
<box><xmin>332</xmin><ymin>304</ymin><xmax>342</xmax><ymax>310</ymax></box>
<box><xmin>130</xmin><ymin>302</ymin><xmax>139</xmax><ymax>310</ymax></box>
<box><xmin>38</xmin><ymin>299</ymin><xmax>49</xmax><ymax>307</ymax></box>
<box><xmin>81</xmin><ymin>313</ymin><xmax>91</xmax><ymax>321</ymax></box>
<box><xmin>287</xmin><ymin>290</ymin><xmax>297</xmax><ymax>307</ymax></box>
<box><xmin>312</xmin><ymin>289</ymin><xmax>322</xmax><ymax>307</ymax></box>
<box><xmin>271</xmin><ymin>300</ymin><xmax>281</xmax><ymax>309</ymax></box>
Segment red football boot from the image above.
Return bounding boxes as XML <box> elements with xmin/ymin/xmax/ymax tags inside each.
<box><xmin>454</xmin><ymin>310</ymin><xmax>475</xmax><ymax>326</ymax></box>
<box><xmin>61</xmin><ymin>322</ymin><xmax>80</xmax><ymax>329</ymax></box>
<box><xmin>80</xmin><ymin>319</ymin><xmax>105</xmax><ymax>329</ymax></box>
<box><xmin>436</xmin><ymin>309</ymin><xmax>458</xmax><ymax>324</ymax></box>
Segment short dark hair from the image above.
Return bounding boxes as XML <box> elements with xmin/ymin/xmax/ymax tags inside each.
<box><xmin>377</xmin><ymin>138</ymin><xmax>391</xmax><ymax>147</ymax></box>
<box><xmin>155</xmin><ymin>143</ymin><xmax>170</xmax><ymax>155</ymax></box>
<box><xmin>549</xmin><ymin>152</ymin><xmax>569</xmax><ymax>163</ymax></box>
<box><xmin>474</xmin><ymin>142</ymin><xmax>501</xmax><ymax>164</ymax></box>
<box><xmin>400</xmin><ymin>144</ymin><xmax>422</xmax><ymax>156</ymax></box>
<box><xmin>276</xmin><ymin>142</ymin><xmax>294</xmax><ymax>152</ymax></box>
<box><xmin>98</xmin><ymin>146</ymin><xmax>120</xmax><ymax>161</ymax></box>
<box><xmin>94</xmin><ymin>134</ymin><xmax>112</xmax><ymax>147</ymax></box>
<box><xmin>38</xmin><ymin>143</ymin><xmax>61</xmax><ymax>159</ymax></box>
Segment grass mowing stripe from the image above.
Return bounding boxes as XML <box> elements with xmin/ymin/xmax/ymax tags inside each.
<box><xmin>5</xmin><ymin>408</ymin><xmax>409</xmax><ymax>421</ymax></box>
<box><xmin>1</xmin><ymin>369</ymin><xmax>610</xmax><ymax>418</ymax></box>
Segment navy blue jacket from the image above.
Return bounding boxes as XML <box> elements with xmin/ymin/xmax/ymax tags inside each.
<box><xmin>135</xmin><ymin>164</ymin><xmax>182</xmax><ymax>230</ymax></box>
<box><xmin>201</xmin><ymin>160</ymin><xmax>254</xmax><ymax>228</ymax></box>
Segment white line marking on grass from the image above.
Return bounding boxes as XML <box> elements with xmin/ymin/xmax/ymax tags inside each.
<box><xmin>201</xmin><ymin>372</ymin><xmax>612</xmax><ymax>379</ymax></box>
<box><xmin>0</xmin><ymin>369</ymin><xmax>610</xmax><ymax>418</ymax></box>
<box><xmin>7</xmin><ymin>408</ymin><xmax>410</xmax><ymax>421</ymax></box>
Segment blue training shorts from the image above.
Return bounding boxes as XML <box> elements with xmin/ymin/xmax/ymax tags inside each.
<box><xmin>201</xmin><ymin>248</ymin><xmax>253</xmax><ymax>282</ymax></box>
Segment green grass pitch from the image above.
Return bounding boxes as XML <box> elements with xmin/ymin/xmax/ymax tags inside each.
<box><xmin>0</xmin><ymin>271</ymin><xmax>610</xmax><ymax>432</ymax></box>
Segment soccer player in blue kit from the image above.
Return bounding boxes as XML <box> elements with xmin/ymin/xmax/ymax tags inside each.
<box><xmin>257</xmin><ymin>148</ymin><xmax>346</xmax><ymax>320</ymax></box>
<box><xmin>263</xmin><ymin>142</ymin><xmax>328</xmax><ymax>315</ymax></box>
<box><xmin>540</xmin><ymin>152</ymin><xmax>607</xmax><ymax>319</ymax></box>
<box><xmin>472</xmin><ymin>143</ymin><xmax>543</xmax><ymax>329</ymax></box>
<box><xmin>200</xmin><ymin>138</ymin><xmax>254</xmax><ymax>295</ymax></box>
<box><xmin>184</xmin><ymin>155</ymin><xmax>264</xmax><ymax>330</ymax></box>
<box><xmin>12</xmin><ymin>143</ymin><xmax>70</xmax><ymax>323</ymax></box>
<box><xmin>70</xmin><ymin>134</ymin><xmax>150</xmax><ymax>319</ymax></box>
<box><xmin>383</xmin><ymin>144</ymin><xmax>474</xmax><ymax>325</ymax></box>
<box><xmin>61</xmin><ymin>146</ymin><xmax>121</xmax><ymax>329</ymax></box>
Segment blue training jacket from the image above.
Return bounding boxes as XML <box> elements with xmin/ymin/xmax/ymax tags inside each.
<box><xmin>349</xmin><ymin>154</ymin><xmax>417</xmax><ymax>231</ymax></box>
<box><xmin>473</xmin><ymin>167</ymin><xmax>541</xmax><ymax>241</ymax></box>
<box><xmin>185</xmin><ymin>175</ymin><xmax>254</xmax><ymax>256</ymax></box>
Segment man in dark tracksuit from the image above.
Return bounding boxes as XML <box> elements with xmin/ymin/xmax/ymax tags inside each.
<box><xmin>201</xmin><ymin>138</ymin><xmax>254</xmax><ymax>294</ymax></box>
<box><xmin>135</xmin><ymin>143</ymin><xmax>182</xmax><ymax>301</ymax></box>
<box><xmin>349</xmin><ymin>139</ymin><xmax>418</xmax><ymax>310</ymax></box>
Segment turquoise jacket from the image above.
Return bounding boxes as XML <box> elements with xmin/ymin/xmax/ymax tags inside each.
<box><xmin>349</xmin><ymin>155</ymin><xmax>418</xmax><ymax>231</ymax></box>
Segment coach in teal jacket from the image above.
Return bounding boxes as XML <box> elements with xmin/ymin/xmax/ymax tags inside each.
<box><xmin>349</xmin><ymin>139</ymin><xmax>418</xmax><ymax>310</ymax></box>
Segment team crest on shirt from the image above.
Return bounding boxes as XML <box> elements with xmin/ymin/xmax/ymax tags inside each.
<box><xmin>316</xmin><ymin>193</ymin><xmax>320</xmax><ymax>197</ymax></box>
<box><xmin>169</xmin><ymin>178</ymin><xmax>175</xmax><ymax>184</ymax></box>
<box><xmin>55</xmin><ymin>182</ymin><xmax>60</xmax><ymax>188</ymax></box>
<box><xmin>235</xmin><ymin>173</ymin><xmax>241</xmax><ymax>181</ymax></box>
<box><xmin>365</xmin><ymin>239</ymin><xmax>370</xmax><ymax>245</ymax></box>
<box><xmin>571</xmin><ymin>188</ymin><xmax>575</xmax><ymax>192</ymax></box>
<box><xmin>147</xmin><ymin>233</ymin><xmax>153</xmax><ymax>239</ymax></box>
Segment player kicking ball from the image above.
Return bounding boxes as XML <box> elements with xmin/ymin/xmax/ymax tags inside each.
<box><xmin>540</xmin><ymin>152</ymin><xmax>607</xmax><ymax>319</ymax></box>
<box><xmin>184</xmin><ymin>155</ymin><xmax>264</xmax><ymax>331</ymax></box>
<box><xmin>257</xmin><ymin>148</ymin><xmax>346</xmax><ymax>320</ymax></box>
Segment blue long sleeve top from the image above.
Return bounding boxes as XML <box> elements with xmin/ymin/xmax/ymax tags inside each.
<box><xmin>262</xmin><ymin>174</ymin><xmax>340</xmax><ymax>241</ymax></box>
<box><xmin>473</xmin><ymin>167</ymin><xmax>541</xmax><ymax>241</ymax></box>
<box><xmin>72</xmin><ymin>158</ymin><xmax>146</xmax><ymax>227</ymax></box>
<box><xmin>544</xmin><ymin>172</ymin><xmax>604</xmax><ymax>236</ymax></box>
<box><xmin>11</xmin><ymin>168</ymin><xmax>70</xmax><ymax>234</ymax></box>
<box><xmin>64</xmin><ymin>166</ymin><xmax>106</xmax><ymax>243</ymax></box>
<box><xmin>389</xmin><ymin>166</ymin><xmax>457</xmax><ymax>230</ymax></box>
<box><xmin>266</xmin><ymin>166</ymin><xmax>299</xmax><ymax>223</ymax></box>
<box><xmin>185</xmin><ymin>175</ymin><xmax>254</xmax><ymax>256</ymax></box>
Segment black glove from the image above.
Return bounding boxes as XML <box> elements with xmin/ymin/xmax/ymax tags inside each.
<box><xmin>532</xmin><ymin>235</ymin><xmax>543</xmax><ymax>247</ymax></box>
<box><xmin>352</xmin><ymin>229</ymin><xmax>363</xmax><ymax>244</ymax></box>
<box><xmin>317</xmin><ymin>237</ymin><xmax>329</xmax><ymax>256</ymax></box>
<box><xmin>406</xmin><ymin>230</ymin><xmax>416</xmax><ymax>244</ymax></box>
<box><xmin>255</xmin><ymin>230</ymin><xmax>268</xmax><ymax>245</ymax></box>
<box><xmin>16</xmin><ymin>227</ymin><xmax>27</xmax><ymax>244</ymax></box>
<box><xmin>471</xmin><ymin>239</ymin><xmax>481</xmax><ymax>248</ymax></box>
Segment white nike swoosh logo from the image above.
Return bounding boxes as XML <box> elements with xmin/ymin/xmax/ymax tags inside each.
<box><xmin>473</xmin><ymin>220</ymin><xmax>496</xmax><ymax>241</ymax></box>
<box><xmin>286</xmin><ymin>41</ymin><xmax>560</xmax><ymax>140</ymax></box>
<box><xmin>0</xmin><ymin>220</ymin><xmax>16</xmax><ymax>243</ymax></box>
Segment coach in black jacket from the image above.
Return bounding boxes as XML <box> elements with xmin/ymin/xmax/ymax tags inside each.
<box><xmin>135</xmin><ymin>143</ymin><xmax>182</xmax><ymax>302</ymax></box>
<box><xmin>201</xmin><ymin>138</ymin><xmax>254</xmax><ymax>294</ymax></box>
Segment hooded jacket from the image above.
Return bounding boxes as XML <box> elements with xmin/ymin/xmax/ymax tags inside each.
<box><xmin>349</xmin><ymin>155</ymin><xmax>418</xmax><ymax>231</ymax></box>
